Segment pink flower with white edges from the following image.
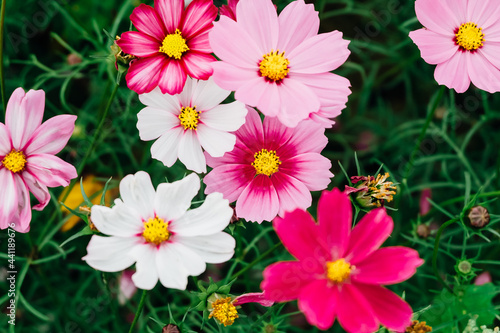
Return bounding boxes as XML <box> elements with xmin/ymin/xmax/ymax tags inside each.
<box><xmin>83</xmin><ymin>172</ymin><xmax>235</xmax><ymax>290</ymax></box>
<box><xmin>204</xmin><ymin>108</ymin><xmax>333</xmax><ymax>223</ymax></box>
<box><xmin>137</xmin><ymin>77</ymin><xmax>247</xmax><ymax>173</ymax></box>
<box><xmin>209</xmin><ymin>0</ymin><xmax>351</xmax><ymax>128</ymax></box>
<box><xmin>409</xmin><ymin>0</ymin><xmax>500</xmax><ymax>93</ymax></box>
<box><xmin>117</xmin><ymin>0</ymin><xmax>218</xmax><ymax>95</ymax></box>
<box><xmin>0</xmin><ymin>88</ymin><xmax>77</xmax><ymax>233</ymax></box>
<box><xmin>261</xmin><ymin>189</ymin><xmax>424</xmax><ymax>332</ymax></box>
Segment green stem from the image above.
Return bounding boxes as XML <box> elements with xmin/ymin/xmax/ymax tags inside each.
<box><xmin>62</xmin><ymin>82</ymin><xmax>119</xmax><ymax>202</ymax></box>
<box><xmin>230</xmin><ymin>242</ymin><xmax>282</xmax><ymax>281</ymax></box>
<box><xmin>0</xmin><ymin>0</ymin><xmax>6</xmax><ymax>115</ymax></box>
<box><xmin>36</xmin><ymin>83</ymin><xmax>119</xmax><ymax>248</ymax></box>
<box><xmin>403</xmin><ymin>86</ymin><xmax>446</xmax><ymax>183</ymax></box>
<box><xmin>128</xmin><ymin>289</ymin><xmax>148</xmax><ymax>333</ymax></box>
<box><xmin>432</xmin><ymin>217</ymin><xmax>459</xmax><ymax>294</ymax></box>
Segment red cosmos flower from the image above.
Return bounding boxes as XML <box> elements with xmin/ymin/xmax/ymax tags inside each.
<box><xmin>117</xmin><ymin>0</ymin><xmax>218</xmax><ymax>95</ymax></box>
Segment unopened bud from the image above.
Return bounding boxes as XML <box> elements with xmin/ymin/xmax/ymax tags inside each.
<box><xmin>162</xmin><ymin>324</ymin><xmax>180</xmax><ymax>333</ymax></box>
<box><xmin>417</xmin><ymin>224</ymin><xmax>430</xmax><ymax>238</ymax></box>
<box><xmin>468</xmin><ymin>206</ymin><xmax>490</xmax><ymax>228</ymax></box>
<box><xmin>457</xmin><ymin>260</ymin><xmax>472</xmax><ymax>275</ymax></box>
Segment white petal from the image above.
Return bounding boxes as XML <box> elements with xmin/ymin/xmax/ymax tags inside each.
<box><xmin>197</xmin><ymin>125</ymin><xmax>236</xmax><ymax>158</ymax></box>
<box><xmin>201</xmin><ymin>101</ymin><xmax>248</xmax><ymax>132</ymax></box>
<box><xmin>176</xmin><ymin>232</ymin><xmax>235</xmax><ymax>264</ymax></box>
<box><xmin>137</xmin><ymin>107</ymin><xmax>180</xmax><ymax>141</ymax></box>
<box><xmin>191</xmin><ymin>77</ymin><xmax>231</xmax><ymax>111</ymax></box>
<box><xmin>178</xmin><ymin>130</ymin><xmax>206</xmax><ymax>173</ymax></box>
<box><xmin>119</xmin><ymin>171</ymin><xmax>156</xmax><ymax>220</ymax></box>
<box><xmin>139</xmin><ymin>86</ymin><xmax>181</xmax><ymax>112</ymax></box>
<box><xmin>154</xmin><ymin>173</ymin><xmax>200</xmax><ymax>221</ymax></box>
<box><xmin>150</xmin><ymin>127</ymin><xmax>183</xmax><ymax>167</ymax></box>
<box><xmin>178</xmin><ymin>76</ymin><xmax>197</xmax><ymax>107</ymax></box>
<box><xmin>130</xmin><ymin>244</ymin><xmax>159</xmax><ymax>290</ymax></box>
<box><xmin>83</xmin><ymin>236</ymin><xmax>138</xmax><ymax>272</ymax></box>
<box><xmin>170</xmin><ymin>192</ymin><xmax>233</xmax><ymax>236</ymax></box>
<box><xmin>91</xmin><ymin>205</ymin><xmax>143</xmax><ymax>237</ymax></box>
<box><xmin>156</xmin><ymin>242</ymin><xmax>206</xmax><ymax>290</ymax></box>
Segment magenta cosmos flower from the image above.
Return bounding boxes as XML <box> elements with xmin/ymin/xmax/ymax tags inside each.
<box><xmin>261</xmin><ymin>189</ymin><xmax>424</xmax><ymax>332</ymax></box>
<box><xmin>209</xmin><ymin>0</ymin><xmax>351</xmax><ymax>128</ymax></box>
<box><xmin>409</xmin><ymin>0</ymin><xmax>500</xmax><ymax>93</ymax></box>
<box><xmin>117</xmin><ymin>0</ymin><xmax>218</xmax><ymax>95</ymax></box>
<box><xmin>204</xmin><ymin>108</ymin><xmax>333</xmax><ymax>223</ymax></box>
<box><xmin>0</xmin><ymin>88</ymin><xmax>77</xmax><ymax>232</ymax></box>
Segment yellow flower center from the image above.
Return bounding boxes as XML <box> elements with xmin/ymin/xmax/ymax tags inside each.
<box><xmin>455</xmin><ymin>22</ymin><xmax>484</xmax><ymax>51</ymax></box>
<box><xmin>178</xmin><ymin>106</ymin><xmax>200</xmax><ymax>130</ymax></box>
<box><xmin>252</xmin><ymin>149</ymin><xmax>281</xmax><ymax>176</ymax></box>
<box><xmin>159</xmin><ymin>29</ymin><xmax>189</xmax><ymax>59</ymax></box>
<box><xmin>326</xmin><ymin>258</ymin><xmax>352</xmax><ymax>284</ymax></box>
<box><xmin>259</xmin><ymin>50</ymin><xmax>290</xmax><ymax>82</ymax></box>
<box><xmin>142</xmin><ymin>217</ymin><xmax>170</xmax><ymax>245</ymax></box>
<box><xmin>208</xmin><ymin>297</ymin><xmax>238</xmax><ymax>327</ymax></box>
<box><xmin>2</xmin><ymin>150</ymin><xmax>27</xmax><ymax>173</ymax></box>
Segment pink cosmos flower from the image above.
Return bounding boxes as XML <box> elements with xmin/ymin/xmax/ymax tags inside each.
<box><xmin>474</xmin><ymin>271</ymin><xmax>492</xmax><ymax>286</ymax></box>
<box><xmin>117</xmin><ymin>0</ymin><xmax>218</xmax><ymax>95</ymax></box>
<box><xmin>204</xmin><ymin>108</ymin><xmax>333</xmax><ymax>223</ymax></box>
<box><xmin>0</xmin><ymin>88</ymin><xmax>77</xmax><ymax>233</ymax></box>
<box><xmin>261</xmin><ymin>189</ymin><xmax>424</xmax><ymax>332</ymax></box>
<box><xmin>409</xmin><ymin>0</ymin><xmax>500</xmax><ymax>93</ymax></box>
<box><xmin>209</xmin><ymin>0</ymin><xmax>351</xmax><ymax>127</ymax></box>
<box><xmin>118</xmin><ymin>270</ymin><xmax>137</xmax><ymax>305</ymax></box>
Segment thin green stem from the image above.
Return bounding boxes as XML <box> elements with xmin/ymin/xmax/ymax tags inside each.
<box><xmin>36</xmin><ymin>83</ymin><xmax>119</xmax><ymax>248</ymax></box>
<box><xmin>432</xmin><ymin>217</ymin><xmax>460</xmax><ymax>294</ymax></box>
<box><xmin>229</xmin><ymin>242</ymin><xmax>282</xmax><ymax>281</ymax></box>
<box><xmin>62</xmin><ymin>82</ymin><xmax>120</xmax><ymax>202</ymax></box>
<box><xmin>0</xmin><ymin>0</ymin><xmax>7</xmax><ymax>115</ymax></box>
<box><xmin>128</xmin><ymin>289</ymin><xmax>148</xmax><ymax>333</ymax></box>
<box><xmin>403</xmin><ymin>86</ymin><xmax>446</xmax><ymax>183</ymax></box>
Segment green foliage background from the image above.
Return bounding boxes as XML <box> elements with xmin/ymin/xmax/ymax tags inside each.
<box><xmin>1</xmin><ymin>0</ymin><xmax>500</xmax><ymax>332</ymax></box>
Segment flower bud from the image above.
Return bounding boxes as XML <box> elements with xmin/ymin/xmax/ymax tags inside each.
<box><xmin>468</xmin><ymin>205</ymin><xmax>489</xmax><ymax>228</ymax></box>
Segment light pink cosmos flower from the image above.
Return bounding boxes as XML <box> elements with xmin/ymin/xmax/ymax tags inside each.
<box><xmin>118</xmin><ymin>270</ymin><xmax>137</xmax><ymax>305</ymax></box>
<box><xmin>409</xmin><ymin>0</ymin><xmax>500</xmax><ymax>93</ymax></box>
<box><xmin>204</xmin><ymin>108</ymin><xmax>333</xmax><ymax>223</ymax></box>
<box><xmin>209</xmin><ymin>0</ymin><xmax>351</xmax><ymax>128</ymax></box>
<box><xmin>261</xmin><ymin>189</ymin><xmax>424</xmax><ymax>332</ymax></box>
<box><xmin>0</xmin><ymin>88</ymin><xmax>77</xmax><ymax>233</ymax></box>
<box><xmin>137</xmin><ymin>77</ymin><xmax>247</xmax><ymax>173</ymax></box>
<box><xmin>117</xmin><ymin>0</ymin><xmax>218</xmax><ymax>95</ymax></box>
<box><xmin>83</xmin><ymin>172</ymin><xmax>235</xmax><ymax>290</ymax></box>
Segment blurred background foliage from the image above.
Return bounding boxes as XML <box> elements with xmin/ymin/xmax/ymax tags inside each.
<box><xmin>1</xmin><ymin>0</ymin><xmax>500</xmax><ymax>332</ymax></box>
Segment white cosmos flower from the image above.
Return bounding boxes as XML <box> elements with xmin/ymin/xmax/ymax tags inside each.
<box><xmin>137</xmin><ymin>77</ymin><xmax>248</xmax><ymax>173</ymax></box>
<box><xmin>82</xmin><ymin>171</ymin><xmax>235</xmax><ymax>290</ymax></box>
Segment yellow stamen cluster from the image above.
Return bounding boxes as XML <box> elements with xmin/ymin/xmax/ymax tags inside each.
<box><xmin>252</xmin><ymin>149</ymin><xmax>281</xmax><ymax>176</ymax></box>
<box><xmin>259</xmin><ymin>50</ymin><xmax>290</xmax><ymax>82</ymax></box>
<box><xmin>406</xmin><ymin>320</ymin><xmax>432</xmax><ymax>333</ymax></box>
<box><xmin>368</xmin><ymin>173</ymin><xmax>396</xmax><ymax>203</ymax></box>
<box><xmin>142</xmin><ymin>217</ymin><xmax>170</xmax><ymax>245</ymax></box>
<box><xmin>159</xmin><ymin>29</ymin><xmax>189</xmax><ymax>59</ymax></box>
<box><xmin>353</xmin><ymin>172</ymin><xmax>396</xmax><ymax>208</ymax></box>
<box><xmin>2</xmin><ymin>149</ymin><xmax>27</xmax><ymax>173</ymax></box>
<box><xmin>208</xmin><ymin>297</ymin><xmax>239</xmax><ymax>327</ymax></box>
<box><xmin>326</xmin><ymin>258</ymin><xmax>352</xmax><ymax>284</ymax></box>
<box><xmin>178</xmin><ymin>106</ymin><xmax>200</xmax><ymax>130</ymax></box>
<box><xmin>455</xmin><ymin>22</ymin><xmax>484</xmax><ymax>51</ymax></box>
